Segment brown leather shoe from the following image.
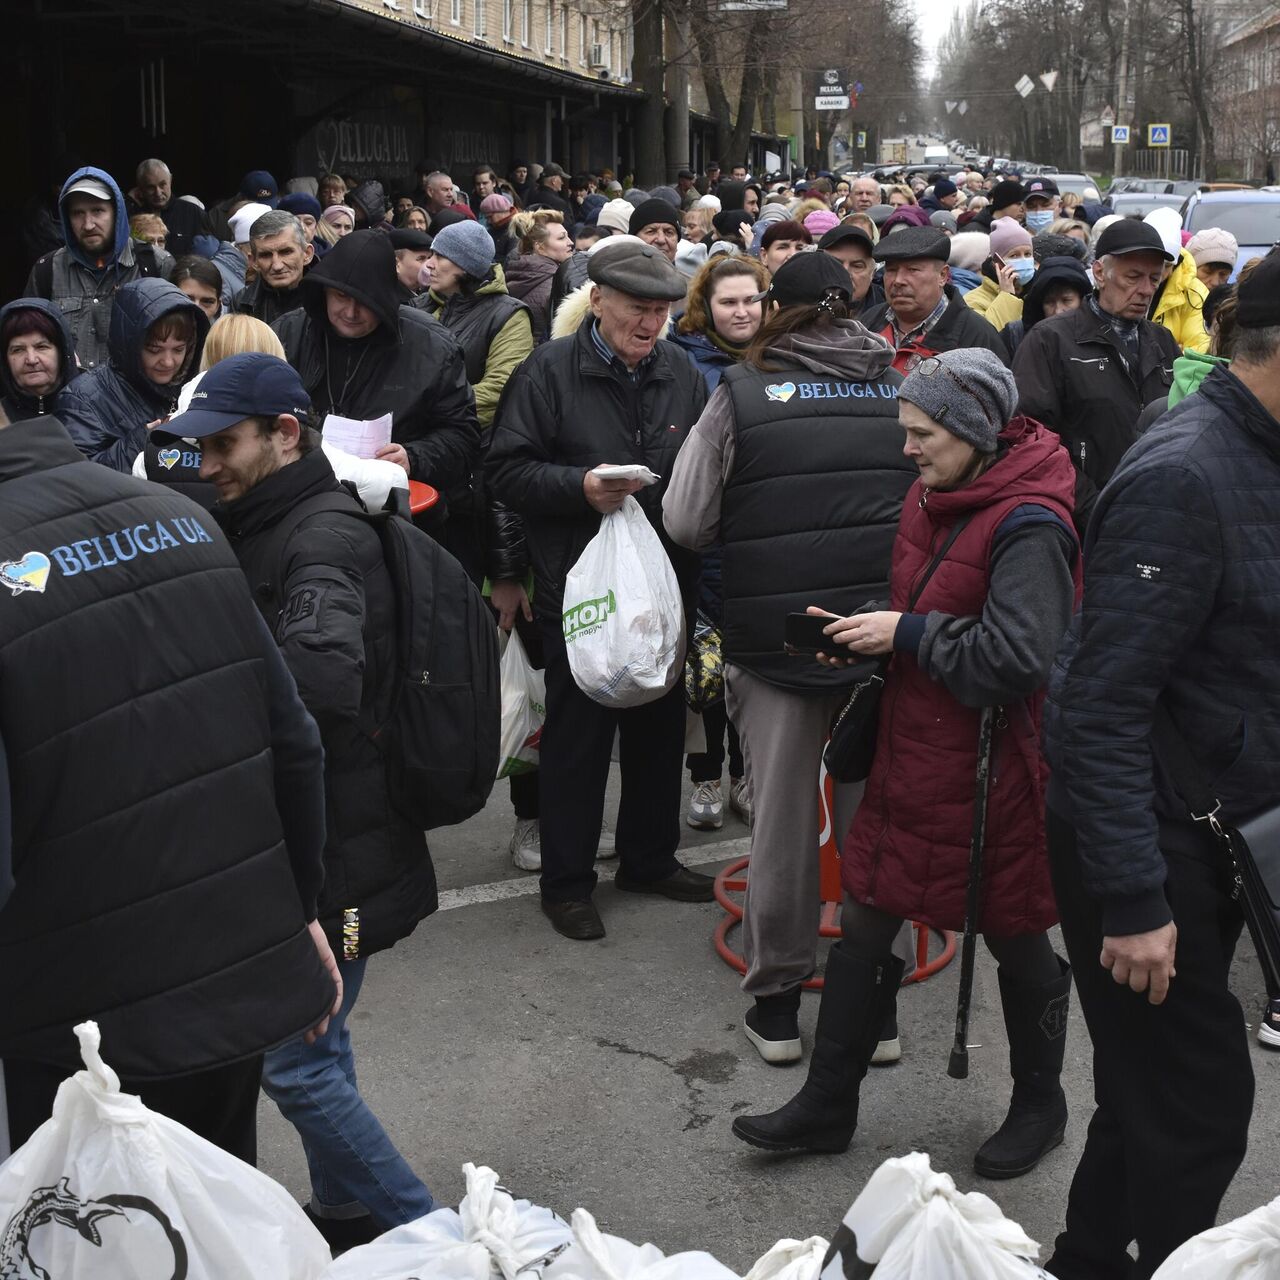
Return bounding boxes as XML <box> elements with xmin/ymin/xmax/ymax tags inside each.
<box><xmin>613</xmin><ymin>865</ymin><xmax>715</xmax><ymax>902</ymax></box>
<box><xmin>541</xmin><ymin>897</ymin><xmax>606</xmax><ymax>940</ymax></box>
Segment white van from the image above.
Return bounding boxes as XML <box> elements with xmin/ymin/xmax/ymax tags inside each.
<box><xmin>923</xmin><ymin>145</ymin><xmax>950</xmax><ymax>167</ymax></box>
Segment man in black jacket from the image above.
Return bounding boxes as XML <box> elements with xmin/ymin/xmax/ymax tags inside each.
<box><xmin>233</xmin><ymin>209</ymin><xmax>314</xmax><ymax>325</ymax></box>
<box><xmin>860</xmin><ymin>225</ymin><xmax>1010</xmax><ymax>374</ymax></box>
<box><xmin>272</xmin><ymin>229</ymin><xmax>482</xmax><ymax>578</ymax></box>
<box><xmin>1040</xmin><ymin>257</ymin><xmax>1280</xmax><ymax>1278</ymax></box>
<box><xmin>164</xmin><ymin>352</ymin><xmax>436</xmax><ymax>1246</ymax></box>
<box><xmin>531</xmin><ymin>163</ymin><xmax>575</xmax><ymax>220</ymax></box>
<box><xmin>0</xmin><ymin>414</ymin><xmax>338</xmax><ymax>1162</ymax></box>
<box><xmin>487</xmin><ymin>240</ymin><xmax>715</xmax><ymax>940</ymax></box>
<box><xmin>1013</xmin><ymin>219</ymin><xmax>1179</xmax><ymax>535</ymax></box>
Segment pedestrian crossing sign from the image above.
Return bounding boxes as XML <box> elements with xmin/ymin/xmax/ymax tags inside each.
<box><xmin>1148</xmin><ymin>123</ymin><xmax>1171</xmax><ymax>147</ymax></box>
<box><xmin>1111</xmin><ymin>125</ymin><xmax>1130</xmax><ymax>144</ymax></box>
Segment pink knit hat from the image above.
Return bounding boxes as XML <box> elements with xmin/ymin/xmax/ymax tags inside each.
<box><xmin>803</xmin><ymin>210</ymin><xmax>840</xmax><ymax>237</ymax></box>
<box><xmin>480</xmin><ymin>193</ymin><xmax>513</xmax><ymax>216</ymax></box>
<box><xmin>989</xmin><ymin>216</ymin><xmax>1033</xmax><ymax>258</ymax></box>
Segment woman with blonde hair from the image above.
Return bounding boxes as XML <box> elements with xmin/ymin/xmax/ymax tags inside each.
<box><xmin>887</xmin><ymin>183</ymin><xmax>916</xmax><ymax>208</ymax></box>
<box><xmin>315</xmin><ymin>204</ymin><xmax>355</xmax><ymax>248</ymax></box>
<box><xmin>504</xmin><ymin>208</ymin><xmax>572</xmax><ymax>341</ymax></box>
<box><xmin>200</xmin><ymin>313</ymin><xmax>286</xmax><ymax>370</ymax></box>
<box><xmin>1048</xmin><ymin>217</ymin><xmax>1090</xmax><ymax>246</ymax></box>
<box><xmin>682</xmin><ymin>207</ymin><xmax>713</xmax><ymax>246</ymax></box>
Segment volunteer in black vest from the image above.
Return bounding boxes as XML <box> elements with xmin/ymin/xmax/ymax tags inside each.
<box><xmin>157</xmin><ymin>352</ymin><xmax>436</xmax><ymax>1247</ymax></box>
<box><xmin>664</xmin><ymin>252</ymin><xmax>918</xmax><ymax>1064</ymax></box>
<box><xmin>0</xmin><ymin>412</ymin><xmax>339</xmax><ymax>1162</ymax></box>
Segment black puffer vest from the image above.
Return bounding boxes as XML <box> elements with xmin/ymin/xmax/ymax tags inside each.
<box><xmin>143</xmin><ymin>437</ymin><xmax>217</xmax><ymax>509</ymax></box>
<box><xmin>427</xmin><ymin>290</ymin><xmax>530</xmax><ymax>386</ymax></box>
<box><xmin>719</xmin><ymin>361</ymin><xmax>916</xmax><ymax>691</ymax></box>
<box><xmin>0</xmin><ymin>421</ymin><xmax>333</xmax><ymax>1076</ymax></box>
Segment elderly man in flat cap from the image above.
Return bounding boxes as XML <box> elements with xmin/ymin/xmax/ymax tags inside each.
<box><xmin>487</xmin><ymin>238</ymin><xmax>714</xmax><ymax>940</ymax></box>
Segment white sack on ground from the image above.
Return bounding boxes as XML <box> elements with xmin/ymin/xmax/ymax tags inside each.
<box><xmin>322</xmin><ymin>1162</ymin><xmax>572</xmax><ymax>1280</ymax></box>
<box><xmin>0</xmin><ymin>1022</ymin><xmax>329</xmax><ymax>1280</ymax></box>
<box><xmin>1151</xmin><ymin>1195</ymin><xmax>1280</xmax><ymax>1279</ymax></box>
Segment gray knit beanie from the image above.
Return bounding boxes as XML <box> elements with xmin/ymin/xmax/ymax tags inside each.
<box><xmin>898</xmin><ymin>349</ymin><xmax>1017</xmax><ymax>454</ymax></box>
<box><xmin>429</xmin><ymin>220</ymin><xmax>496</xmax><ymax>280</ymax></box>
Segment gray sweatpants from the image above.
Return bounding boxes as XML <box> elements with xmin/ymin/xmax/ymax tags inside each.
<box><xmin>727</xmin><ymin>664</ymin><xmax>913</xmax><ymax>998</ymax></box>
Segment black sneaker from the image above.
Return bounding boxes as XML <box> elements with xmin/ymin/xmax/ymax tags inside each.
<box><xmin>1259</xmin><ymin>997</ymin><xmax>1280</xmax><ymax>1050</ymax></box>
<box><xmin>304</xmin><ymin>1204</ymin><xmax>380</xmax><ymax>1255</ymax></box>
<box><xmin>744</xmin><ymin>988</ymin><xmax>802</xmax><ymax>1064</ymax></box>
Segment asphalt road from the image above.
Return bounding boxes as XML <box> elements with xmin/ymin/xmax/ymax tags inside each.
<box><xmin>257</xmin><ymin>766</ymin><xmax>1279</xmax><ymax>1272</ymax></box>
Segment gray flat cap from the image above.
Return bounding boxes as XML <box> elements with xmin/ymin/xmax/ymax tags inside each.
<box><xmin>588</xmin><ymin>240</ymin><xmax>688</xmax><ymax>301</ymax></box>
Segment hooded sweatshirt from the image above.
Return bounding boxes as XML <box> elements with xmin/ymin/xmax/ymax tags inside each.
<box><xmin>272</xmin><ymin>230</ymin><xmax>480</xmax><ymax>505</ymax></box>
<box><xmin>54</xmin><ymin>278</ymin><xmax>208</xmax><ymax>472</ymax></box>
<box><xmin>24</xmin><ymin>167</ymin><xmax>174</xmax><ymax>371</ymax></box>
<box><xmin>0</xmin><ymin>298</ymin><xmax>79</xmax><ymax>422</ymax></box>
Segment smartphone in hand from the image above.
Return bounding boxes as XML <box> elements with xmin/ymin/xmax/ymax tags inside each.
<box><xmin>785</xmin><ymin>611</ymin><xmax>839</xmax><ymax>654</ymax></box>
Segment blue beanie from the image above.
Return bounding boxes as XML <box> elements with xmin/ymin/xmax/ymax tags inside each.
<box><xmin>279</xmin><ymin>192</ymin><xmax>322</xmax><ymax>221</ymax></box>
<box><xmin>429</xmin><ymin>219</ymin><xmax>497</xmax><ymax>279</ymax></box>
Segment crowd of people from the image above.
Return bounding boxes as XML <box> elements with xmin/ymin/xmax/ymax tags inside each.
<box><xmin>1</xmin><ymin>147</ymin><xmax>1277</xmax><ymax>1279</ymax></box>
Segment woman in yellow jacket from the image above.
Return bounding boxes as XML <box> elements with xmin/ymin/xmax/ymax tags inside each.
<box><xmin>1144</xmin><ymin>209</ymin><xmax>1209</xmax><ymax>353</ymax></box>
<box><xmin>964</xmin><ymin>217</ymin><xmax>1034</xmax><ymax>318</ymax></box>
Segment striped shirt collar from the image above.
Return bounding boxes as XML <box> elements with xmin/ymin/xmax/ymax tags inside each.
<box><xmin>590</xmin><ymin>319</ymin><xmax>657</xmax><ymax>382</ymax></box>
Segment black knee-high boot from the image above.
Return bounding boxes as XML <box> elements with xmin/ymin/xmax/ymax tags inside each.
<box><xmin>732</xmin><ymin>946</ymin><xmax>905</xmax><ymax>1154</ymax></box>
<box><xmin>973</xmin><ymin>956</ymin><xmax>1071</xmax><ymax>1179</ymax></box>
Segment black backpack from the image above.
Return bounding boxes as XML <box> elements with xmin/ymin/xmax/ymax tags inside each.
<box><xmin>264</xmin><ymin>490</ymin><xmax>500</xmax><ymax>830</ymax></box>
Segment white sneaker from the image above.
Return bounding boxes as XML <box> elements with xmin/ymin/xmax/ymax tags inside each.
<box><xmin>729</xmin><ymin>776</ymin><xmax>752</xmax><ymax>827</ymax></box>
<box><xmin>1259</xmin><ymin>997</ymin><xmax>1280</xmax><ymax>1048</ymax></box>
<box><xmin>509</xmin><ymin>818</ymin><xmax>541</xmax><ymax>871</ymax></box>
<box><xmin>596</xmin><ymin>826</ymin><xmax>617</xmax><ymax>861</ymax></box>
<box><xmin>871</xmin><ymin>1035</ymin><xmax>902</xmax><ymax>1065</ymax></box>
<box><xmin>687</xmin><ymin>780</ymin><xmax>724</xmax><ymax>830</ymax></box>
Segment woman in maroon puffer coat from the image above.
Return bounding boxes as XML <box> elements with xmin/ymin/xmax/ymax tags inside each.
<box><xmin>733</xmin><ymin>347</ymin><xmax>1083</xmax><ymax>1182</ymax></box>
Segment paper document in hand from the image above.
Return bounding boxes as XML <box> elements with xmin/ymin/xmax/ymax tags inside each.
<box><xmin>592</xmin><ymin>463</ymin><xmax>660</xmax><ymax>486</ymax></box>
<box><xmin>322</xmin><ymin>412</ymin><xmax>394</xmax><ymax>459</ymax></box>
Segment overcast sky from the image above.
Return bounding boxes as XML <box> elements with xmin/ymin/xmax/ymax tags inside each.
<box><xmin>916</xmin><ymin>0</ymin><xmax>968</xmax><ymax>76</ymax></box>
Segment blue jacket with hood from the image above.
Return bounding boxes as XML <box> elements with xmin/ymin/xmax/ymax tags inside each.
<box><xmin>55</xmin><ymin>278</ymin><xmax>208</xmax><ymax>473</ymax></box>
<box><xmin>23</xmin><ymin>167</ymin><xmax>173</xmax><ymax>372</ymax></box>
<box><xmin>0</xmin><ymin>298</ymin><xmax>79</xmax><ymax>422</ymax></box>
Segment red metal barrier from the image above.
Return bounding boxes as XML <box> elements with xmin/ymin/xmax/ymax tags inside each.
<box><xmin>712</xmin><ymin>762</ymin><xmax>956</xmax><ymax>990</ymax></box>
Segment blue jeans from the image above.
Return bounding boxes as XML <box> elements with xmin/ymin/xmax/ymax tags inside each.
<box><xmin>261</xmin><ymin>956</ymin><xmax>434</xmax><ymax>1229</ymax></box>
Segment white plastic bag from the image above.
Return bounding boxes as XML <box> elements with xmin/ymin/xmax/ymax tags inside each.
<box><xmin>0</xmin><ymin>1022</ymin><xmax>329</xmax><ymax>1280</ymax></box>
<box><xmin>545</xmin><ymin>1207</ymin><xmax>739</xmax><ymax>1280</ymax></box>
<box><xmin>562</xmin><ymin>497</ymin><xmax>684</xmax><ymax>707</ymax></box>
<box><xmin>497</xmin><ymin>629</ymin><xmax>546</xmax><ymax>779</ymax></box>
<box><xmin>1151</xmin><ymin>1196</ymin><xmax>1280</xmax><ymax>1278</ymax></box>
<box><xmin>744</xmin><ymin>1236</ymin><xmax>829</xmax><ymax>1280</ymax></box>
<box><xmin>323</xmin><ymin>1162</ymin><xmax>572</xmax><ymax>1280</ymax></box>
<box><xmin>833</xmin><ymin>1152</ymin><xmax>1043</xmax><ymax>1280</ymax></box>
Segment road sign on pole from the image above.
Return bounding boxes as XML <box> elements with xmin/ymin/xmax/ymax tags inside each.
<box><xmin>815</xmin><ymin>94</ymin><xmax>850</xmax><ymax>110</ymax></box>
<box><xmin>1111</xmin><ymin>125</ymin><xmax>1130</xmax><ymax>144</ymax></box>
<box><xmin>1015</xmin><ymin>74</ymin><xmax>1035</xmax><ymax>98</ymax></box>
<box><xmin>1148</xmin><ymin>123</ymin><xmax>1171</xmax><ymax>147</ymax></box>
<box><xmin>856</xmin><ymin>130</ymin><xmax>867</xmax><ymax>148</ymax></box>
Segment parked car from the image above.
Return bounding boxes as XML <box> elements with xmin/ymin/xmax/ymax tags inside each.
<box><xmin>1109</xmin><ymin>191</ymin><xmax>1186</xmax><ymax>219</ymax></box>
<box><xmin>1051</xmin><ymin>172</ymin><xmax>1095</xmax><ymax>196</ymax></box>
<box><xmin>1182</xmin><ymin>189</ymin><xmax>1280</xmax><ymax>279</ymax></box>
<box><xmin>1108</xmin><ymin>177</ymin><xmax>1174</xmax><ymax>196</ymax></box>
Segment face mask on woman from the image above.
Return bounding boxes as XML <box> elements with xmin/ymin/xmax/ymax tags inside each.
<box><xmin>1025</xmin><ymin>210</ymin><xmax>1054</xmax><ymax>232</ymax></box>
<box><xmin>1009</xmin><ymin>256</ymin><xmax>1037</xmax><ymax>286</ymax></box>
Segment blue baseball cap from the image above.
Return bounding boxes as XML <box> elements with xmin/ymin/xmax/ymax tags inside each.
<box><xmin>238</xmin><ymin>169</ymin><xmax>279</xmax><ymax>206</ymax></box>
<box><xmin>158</xmin><ymin>353</ymin><xmax>311</xmax><ymax>441</ymax></box>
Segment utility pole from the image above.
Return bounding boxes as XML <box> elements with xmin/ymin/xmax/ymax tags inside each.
<box><xmin>664</xmin><ymin>4</ymin><xmax>691</xmax><ymax>181</ymax></box>
<box><xmin>1113</xmin><ymin>0</ymin><xmax>1130</xmax><ymax>178</ymax></box>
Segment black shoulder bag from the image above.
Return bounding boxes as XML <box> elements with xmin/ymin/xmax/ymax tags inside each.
<box><xmin>824</xmin><ymin>513</ymin><xmax>974</xmax><ymax>783</ymax></box>
<box><xmin>1153</xmin><ymin>703</ymin><xmax>1280</xmax><ymax>996</ymax></box>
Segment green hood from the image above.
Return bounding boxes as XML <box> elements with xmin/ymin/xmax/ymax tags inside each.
<box><xmin>1169</xmin><ymin>349</ymin><xmax>1229</xmax><ymax>408</ymax></box>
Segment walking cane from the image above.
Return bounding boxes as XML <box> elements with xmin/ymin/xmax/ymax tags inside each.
<box><xmin>948</xmin><ymin>704</ymin><xmax>996</xmax><ymax>1081</ymax></box>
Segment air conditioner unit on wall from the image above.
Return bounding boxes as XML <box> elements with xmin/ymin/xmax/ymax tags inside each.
<box><xmin>590</xmin><ymin>43</ymin><xmax>608</xmax><ymax>68</ymax></box>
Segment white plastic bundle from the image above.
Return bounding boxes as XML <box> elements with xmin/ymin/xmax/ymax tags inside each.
<box><xmin>0</xmin><ymin>1022</ymin><xmax>330</xmax><ymax>1280</ymax></box>
<box><xmin>744</xmin><ymin>1236</ymin><xmax>830</xmax><ymax>1280</ymax></box>
<box><xmin>830</xmin><ymin>1152</ymin><xmax>1044</xmax><ymax>1280</ymax></box>
<box><xmin>322</xmin><ymin>1162</ymin><xmax>572</xmax><ymax>1280</ymax></box>
<box><xmin>1151</xmin><ymin>1196</ymin><xmax>1280</xmax><ymax>1279</ymax></box>
<box><xmin>544</xmin><ymin>1206</ymin><xmax>740</xmax><ymax>1280</ymax></box>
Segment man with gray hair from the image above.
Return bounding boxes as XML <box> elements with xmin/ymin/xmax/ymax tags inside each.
<box><xmin>486</xmin><ymin>240</ymin><xmax>715</xmax><ymax>941</ymax></box>
<box><xmin>419</xmin><ymin>169</ymin><xmax>476</xmax><ymax>220</ymax></box>
<box><xmin>233</xmin><ymin>209</ymin><xmax>314</xmax><ymax>325</ymax></box>
<box><xmin>849</xmin><ymin>176</ymin><xmax>881</xmax><ymax>213</ymax></box>
<box><xmin>1012</xmin><ymin>218</ymin><xmax>1180</xmax><ymax>535</ymax></box>
<box><xmin>126</xmin><ymin>157</ymin><xmax>205</xmax><ymax>257</ymax></box>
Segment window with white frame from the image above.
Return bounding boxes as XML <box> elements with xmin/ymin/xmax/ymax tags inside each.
<box><xmin>560</xmin><ymin>5</ymin><xmax>568</xmax><ymax>59</ymax></box>
<box><xmin>578</xmin><ymin>11</ymin><xmax>587</xmax><ymax>63</ymax></box>
<box><xmin>503</xmin><ymin>0</ymin><xmax>513</xmax><ymax>40</ymax></box>
<box><xmin>474</xmin><ymin>0</ymin><xmax>486</xmax><ymax>34</ymax></box>
<box><xmin>521</xmin><ymin>0</ymin><xmax>531</xmax><ymax>44</ymax></box>
<box><xmin>451</xmin><ymin>0</ymin><xmax>462</xmax><ymax>23</ymax></box>
<box><xmin>411</xmin><ymin>0</ymin><xmax>428</xmax><ymax>16</ymax></box>
<box><xmin>545</xmin><ymin>0</ymin><xmax>554</xmax><ymax>53</ymax></box>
